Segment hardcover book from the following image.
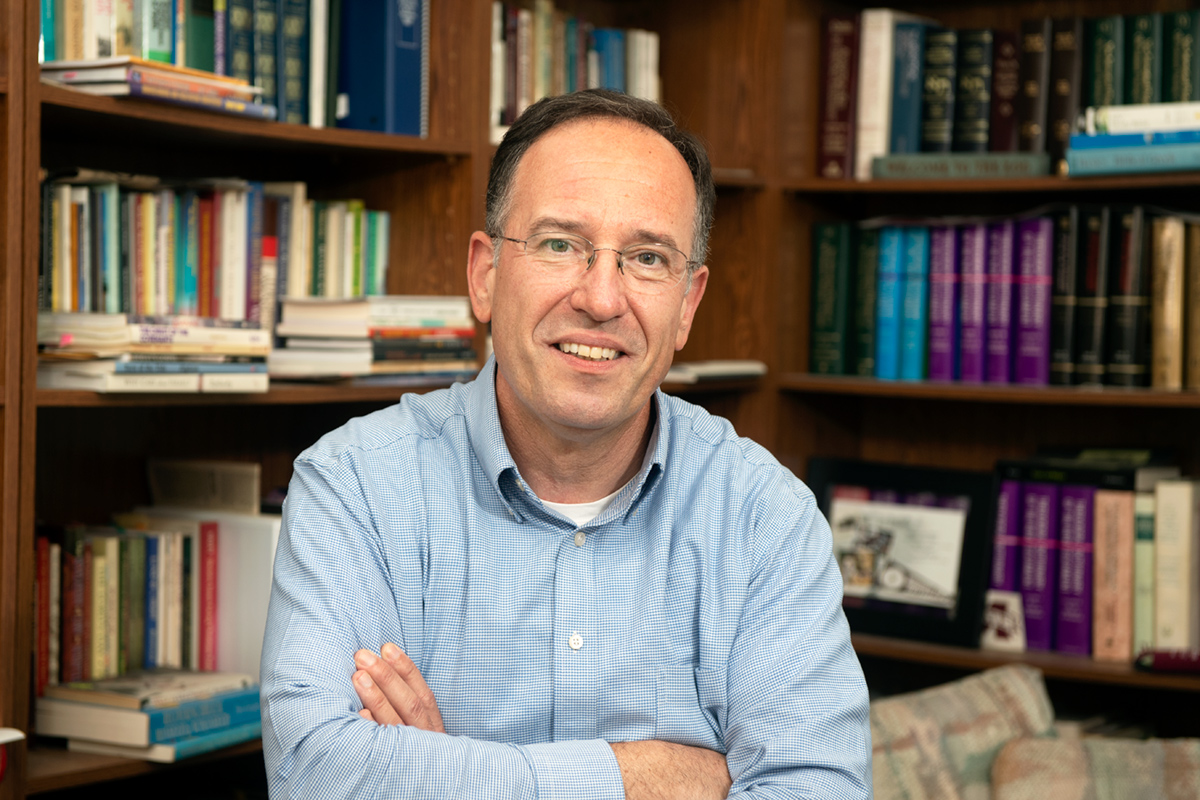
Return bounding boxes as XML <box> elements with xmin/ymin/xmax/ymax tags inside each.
<box><xmin>988</xmin><ymin>30</ymin><xmax>1020</xmax><ymax>152</ymax></box>
<box><xmin>853</xmin><ymin>227</ymin><xmax>880</xmax><ymax>376</ymax></box>
<box><xmin>1055</xmin><ymin>484</ymin><xmax>1094</xmax><ymax>656</ymax></box>
<box><xmin>1020</xmin><ymin>480</ymin><xmax>1060</xmax><ymax>651</ymax></box>
<box><xmin>817</xmin><ymin>14</ymin><xmax>860</xmax><ymax>179</ymax></box>
<box><xmin>1014</xmin><ymin>216</ymin><xmax>1053</xmax><ymax>385</ymax></box>
<box><xmin>1015</xmin><ymin>17</ymin><xmax>1051</xmax><ymax>153</ymax></box>
<box><xmin>1093</xmin><ymin>489</ymin><xmax>1135</xmax><ymax>661</ymax></box>
<box><xmin>920</xmin><ymin>28</ymin><xmax>957</xmax><ymax>153</ymax></box>
<box><xmin>1164</xmin><ymin>10</ymin><xmax>1200</xmax><ymax>102</ymax></box>
<box><xmin>1049</xmin><ymin>205</ymin><xmax>1079</xmax><ymax>385</ymax></box>
<box><xmin>927</xmin><ymin>225</ymin><xmax>959</xmax><ymax>381</ymax></box>
<box><xmin>1133</xmin><ymin>492</ymin><xmax>1157</xmax><ymax>655</ymax></box>
<box><xmin>890</xmin><ymin>22</ymin><xmax>927</xmax><ymax>155</ymax></box>
<box><xmin>957</xmin><ymin>223</ymin><xmax>988</xmax><ymax>383</ymax></box>
<box><xmin>874</xmin><ymin>226</ymin><xmax>904</xmax><ymax>379</ymax></box>
<box><xmin>1086</xmin><ymin>15</ymin><xmax>1125</xmax><ymax>107</ymax></box>
<box><xmin>1073</xmin><ymin>206</ymin><xmax>1111</xmax><ymax>386</ymax></box>
<box><xmin>952</xmin><ymin>29</ymin><xmax>994</xmax><ymax>152</ymax></box>
<box><xmin>899</xmin><ymin>226</ymin><xmax>931</xmax><ymax>380</ymax></box>
<box><xmin>809</xmin><ymin>223</ymin><xmax>853</xmax><ymax>374</ymax></box>
<box><xmin>856</xmin><ymin>9</ymin><xmax>932</xmax><ymax>179</ymax></box>
<box><xmin>990</xmin><ymin>477</ymin><xmax>1022</xmax><ymax>591</ymax></box>
<box><xmin>1105</xmin><ymin>205</ymin><xmax>1151</xmax><ymax>387</ymax></box>
<box><xmin>985</xmin><ymin>220</ymin><xmax>1016</xmax><ymax>383</ymax></box>
<box><xmin>1154</xmin><ymin>479</ymin><xmax>1200</xmax><ymax>649</ymax></box>
<box><xmin>1124</xmin><ymin>13</ymin><xmax>1163</xmax><ymax>106</ymax></box>
<box><xmin>1150</xmin><ymin>215</ymin><xmax>1185</xmax><ymax>390</ymax></box>
<box><xmin>1046</xmin><ymin>17</ymin><xmax>1084</xmax><ymax>174</ymax></box>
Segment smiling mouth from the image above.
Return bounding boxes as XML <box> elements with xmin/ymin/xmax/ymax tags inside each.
<box><xmin>557</xmin><ymin>342</ymin><xmax>621</xmax><ymax>361</ymax></box>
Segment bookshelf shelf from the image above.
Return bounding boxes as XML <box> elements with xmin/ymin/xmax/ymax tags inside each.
<box><xmin>34</xmin><ymin>380</ymin><xmax>466</xmax><ymax>408</ymax></box>
<box><xmin>779</xmin><ymin>373</ymin><xmax>1200</xmax><ymax>408</ymax></box>
<box><xmin>785</xmin><ymin>173</ymin><xmax>1200</xmax><ymax>194</ymax></box>
<box><xmin>25</xmin><ymin>739</ymin><xmax>264</xmax><ymax>795</ymax></box>
<box><xmin>852</xmin><ymin>634</ymin><xmax>1200</xmax><ymax>692</ymax></box>
<box><xmin>711</xmin><ymin>167</ymin><xmax>767</xmax><ymax>189</ymax></box>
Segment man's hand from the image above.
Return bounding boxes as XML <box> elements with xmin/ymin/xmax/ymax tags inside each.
<box><xmin>611</xmin><ymin>740</ymin><xmax>732</xmax><ymax>800</ymax></box>
<box><xmin>352</xmin><ymin>642</ymin><xmax>445</xmax><ymax>733</ymax></box>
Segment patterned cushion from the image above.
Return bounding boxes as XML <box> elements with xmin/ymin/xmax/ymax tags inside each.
<box><xmin>991</xmin><ymin>737</ymin><xmax>1200</xmax><ymax>800</ymax></box>
<box><xmin>870</xmin><ymin>664</ymin><xmax>1057</xmax><ymax>800</ymax></box>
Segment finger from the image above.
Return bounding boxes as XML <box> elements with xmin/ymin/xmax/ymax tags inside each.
<box><xmin>353</xmin><ymin>666</ymin><xmax>402</xmax><ymax>726</ymax></box>
<box><xmin>354</xmin><ymin>648</ymin><xmax>436</xmax><ymax>731</ymax></box>
<box><xmin>359</xmin><ymin>708</ymin><xmax>376</xmax><ymax>722</ymax></box>
<box><xmin>382</xmin><ymin>642</ymin><xmax>445</xmax><ymax>733</ymax></box>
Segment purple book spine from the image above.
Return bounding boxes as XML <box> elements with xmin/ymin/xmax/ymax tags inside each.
<box><xmin>1055</xmin><ymin>485</ymin><xmax>1094</xmax><ymax>656</ymax></box>
<box><xmin>990</xmin><ymin>479</ymin><xmax>1022</xmax><ymax>591</ymax></box>
<box><xmin>958</xmin><ymin>224</ymin><xmax>988</xmax><ymax>383</ymax></box>
<box><xmin>985</xmin><ymin>220</ymin><xmax>1016</xmax><ymax>383</ymax></box>
<box><xmin>1014</xmin><ymin>217</ymin><xmax>1054</xmax><ymax>385</ymax></box>
<box><xmin>871</xmin><ymin>489</ymin><xmax>900</xmax><ymax>503</ymax></box>
<box><xmin>1020</xmin><ymin>481</ymin><xmax>1061</xmax><ymax>651</ymax></box>
<box><xmin>927</xmin><ymin>225</ymin><xmax>960</xmax><ymax>381</ymax></box>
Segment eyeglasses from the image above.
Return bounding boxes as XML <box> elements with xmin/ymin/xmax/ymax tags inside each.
<box><xmin>497</xmin><ymin>232</ymin><xmax>697</xmax><ymax>295</ymax></box>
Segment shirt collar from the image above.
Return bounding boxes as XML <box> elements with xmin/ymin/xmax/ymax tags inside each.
<box><xmin>465</xmin><ymin>356</ymin><xmax>670</xmax><ymax>525</ymax></box>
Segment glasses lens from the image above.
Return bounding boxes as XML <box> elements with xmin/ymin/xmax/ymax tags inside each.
<box><xmin>620</xmin><ymin>244</ymin><xmax>688</xmax><ymax>292</ymax></box>
<box><xmin>519</xmin><ymin>233</ymin><xmax>690</xmax><ymax>294</ymax></box>
<box><xmin>525</xmin><ymin>233</ymin><xmax>590</xmax><ymax>269</ymax></box>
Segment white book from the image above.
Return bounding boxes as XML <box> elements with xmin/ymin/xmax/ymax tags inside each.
<box><xmin>37</xmin><ymin>368</ymin><xmax>201</xmax><ymax>393</ymax></box>
<box><xmin>1154</xmin><ymin>479</ymin><xmax>1200</xmax><ymax>650</ymax></box>
<box><xmin>82</xmin><ymin>0</ymin><xmax>97</xmax><ymax>60</ymax></box>
<box><xmin>309</xmin><ymin>0</ymin><xmax>328</xmax><ymax>128</ymax></box>
<box><xmin>220</xmin><ymin>189</ymin><xmax>248</xmax><ymax>321</ymax></box>
<box><xmin>1133</xmin><ymin>492</ymin><xmax>1157</xmax><ymax>655</ymax></box>
<box><xmin>341</xmin><ymin>206</ymin><xmax>356</xmax><ymax>298</ymax></box>
<box><xmin>854</xmin><ymin>8</ymin><xmax>929</xmax><ymax>180</ymax></box>
<box><xmin>94</xmin><ymin>0</ymin><xmax>115</xmax><ymax>57</ymax></box>
<box><xmin>1087</xmin><ymin>101</ymin><xmax>1200</xmax><ymax>135</ymax></box>
<box><xmin>263</xmin><ymin>181</ymin><xmax>309</xmax><ymax>299</ymax></box>
<box><xmin>373</xmin><ymin>212</ymin><xmax>389</xmax><ymax>295</ymax></box>
<box><xmin>200</xmin><ymin>372</ymin><xmax>270</xmax><ymax>393</ymax></box>
<box><xmin>136</xmin><ymin>507</ymin><xmax>282</xmax><ymax>679</ymax></box>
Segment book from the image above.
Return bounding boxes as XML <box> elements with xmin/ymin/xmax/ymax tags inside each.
<box><xmin>61</xmin><ymin>78</ymin><xmax>278</xmax><ymax>119</ymax></box>
<box><xmin>1066</xmin><ymin>139</ymin><xmax>1200</xmax><ymax>176</ymax></box>
<box><xmin>852</xmin><ymin>227</ymin><xmax>879</xmax><ymax>376</ymax></box>
<box><xmin>1188</xmin><ymin>222</ymin><xmax>1200</xmax><ymax>391</ymax></box>
<box><xmin>184</xmin><ymin>0</ymin><xmax>216</xmax><ymax>72</ymax></box>
<box><xmin>1105</xmin><ymin>205</ymin><xmax>1151</xmax><ymax>388</ymax></box>
<box><xmin>226</xmin><ymin>0</ymin><xmax>253</xmax><ymax>83</ymax></box>
<box><xmin>1015</xmin><ymin>17</ymin><xmax>1052</xmax><ymax>153</ymax></box>
<box><xmin>252</xmin><ymin>0</ymin><xmax>279</xmax><ymax>111</ymax></box>
<box><xmin>37</xmin><ymin>684</ymin><xmax>260</xmax><ymax>747</ymax></box>
<box><xmin>663</xmin><ymin>360</ymin><xmax>768</xmax><ymax>384</ymax></box>
<box><xmin>67</xmin><ymin>718</ymin><xmax>262</xmax><ymax>762</ymax></box>
<box><xmin>1070</xmin><ymin>129</ymin><xmax>1200</xmax><ymax>149</ymax></box>
<box><xmin>870</xmin><ymin>152</ymin><xmax>1050</xmax><ymax>179</ymax></box>
<box><xmin>957</xmin><ymin>222</ymin><xmax>988</xmax><ymax>383</ymax></box>
<box><xmin>1020</xmin><ymin>480</ymin><xmax>1060</xmax><ymax>651</ymax></box>
<box><xmin>1086</xmin><ymin>15</ymin><xmax>1125</xmax><ymax>107</ymax></box>
<box><xmin>898</xmin><ymin>226</ymin><xmax>930</xmax><ymax>380</ymax></box>
<box><xmin>1014</xmin><ymin>216</ymin><xmax>1053</xmax><ymax>385</ymax></box>
<box><xmin>809</xmin><ymin>223</ymin><xmax>853</xmax><ymax>374</ymax></box>
<box><xmin>146</xmin><ymin>459</ymin><xmax>261</xmax><ymax>515</ymax></box>
<box><xmin>927</xmin><ymin>225</ymin><xmax>959</xmax><ymax>381</ymax></box>
<box><xmin>1072</xmin><ymin>206</ymin><xmax>1111</xmax><ymax>386</ymax></box>
<box><xmin>1154</xmin><ymin>480</ymin><xmax>1200</xmax><ymax>650</ymax></box>
<box><xmin>37</xmin><ymin>367</ymin><xmax>202</xmax><ymax>392</ymax></box>
<box><xmin>1046</xmin><ymin>17</ymin><xmax>1084</xmax><ymax>174</ymax></box>
<box><xmin>919</xmin><ymin>27</ymin><xmax>957</xmax><ymax>153</ymax></box>
<box><xmin>42</xmin><ymin>669</ymin><xmax>253</xmax><ymax>710</ymax></box>
<box><xmin>874</xmin><ymin>225</ymin><xmax>904</xmax><ymax>379</ymax></box>
<box><xmin>308</xmin><ymin>0</ymin><xmax>327</xmax><ymax>126</ymax></box>
<box><xmin>889</xmin><ymin>22</ymin><xmax>927</xmax><ymax>155</ymax></box>
<box><xmin>817</xmin><ymin>13</ymin><xmax>859</xmax><ymax>179</ymax></box>
<box><xmin>855</xmin><ymin>8</ymin><xmax>931</xmax><ymax>179</ymax></box>
<box><xmin>1049</xmin><ymin>205</ymin><xmax>1080</xmax><ymax>386</ymax></box>
<box><xmin>985</xmin><ymin>220</ymin><xmax>1016</xmax><ymax>383</ymax></box>
<box><xmin>1150</xmin><ymin>215</ymin><xmax>1185</xmax><ymax>390</ymax></box>
<box><xmin>1164</xmin><ymin>10</ymin><xmax>1200</xmax><ymax>102</ymax></box>
<box><xmin>988</xmin><ymin>29</ymin><xmax>1020</xmax><ymax>153</ymax></box>
<box><xmin>990</xmin><ymin>476</ymin><xmax>1022</xmax><ymax>591</ymax></box>
<box><xmin>1093</xmin><ymin>489</ymin><xmax>1135</xmax><ymax>661</ymax></box>
<box><xmin>1124</xmin><ymin>13</ymin><xmax>1163</xmax><ymax>106</ymax></box>
<box><xmin>951</xmin><ymin>29</ymin><xmax>994</xmax><ymax>152</ymax></box>
<box><xmin>1134</xmin><ymin>492</ymin><xmax>1157</xmax><ymax>655</ymax></box>
<box><xmin>1056</xmin><ymin>484</ymin><xmax>1094</xmax><ymax>656</ymax></box>
<box><xmin>42</xmin><ymin>59</ymin><xmax>259</xmax><ymax>98</ymax></box>
<box><xmin>1085</xmin><ymin>100</ymin><xmax>1200</xmax><ymax>134</ymax></box>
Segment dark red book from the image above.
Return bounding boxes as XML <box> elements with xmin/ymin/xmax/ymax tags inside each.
<box><xmin>988</xmin><ymin>30</ymin><xmax>1021</xmax><ymax>151</ymax></box>
<box><xmin>35</xmin><ymin>536</ymin><xmax>50</xmax><ymax>696</ymax></box>
<box><xmin>1046</xmin><ymin>17</ymin><xmax>1084</xmax><ymax>175</ymax></box>
<box><xmin>817</xmin><ymin>13</ymin><xmax>859</xmax><ymax>179</ymax></box>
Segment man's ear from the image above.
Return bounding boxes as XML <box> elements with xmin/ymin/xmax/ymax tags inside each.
<box><xmin>675</xmin><ymin>265</ymin><xmax>709</xmax><ymax>351</ymax></box>
<box><xmin>467</xmin><ymin>231</ymin><xmax>497</xmax><ymax>324</ymax></box>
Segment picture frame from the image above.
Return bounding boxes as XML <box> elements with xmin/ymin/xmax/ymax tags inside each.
<box><xmin>806</xmin><ymin>457</ymin><xmax>996</xmax><ymax>647</ymax></box>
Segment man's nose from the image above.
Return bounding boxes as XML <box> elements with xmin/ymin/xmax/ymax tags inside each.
<box><xmin>572</xmin><ymin>249</ymin><xmax>628</xmax><ymax>318</ymax></box>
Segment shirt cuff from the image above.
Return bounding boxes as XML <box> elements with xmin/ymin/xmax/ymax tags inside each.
<box><xmin>520</xmin><ymin>739</ymin><xmax>625</xmax><ymax>800</ymax></box>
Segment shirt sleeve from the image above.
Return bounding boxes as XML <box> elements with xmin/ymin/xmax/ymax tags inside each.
<box><xmin>722</xmin><ymin>470</ymin><xmax>873</xmax><ymax>798</ymax></box>
<box><xmin>260</xmin><ymin>452</ymin><xmax>626</xmax><ymax>800</ymax></box>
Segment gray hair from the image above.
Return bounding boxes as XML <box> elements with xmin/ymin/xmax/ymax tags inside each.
<box><xmin>485</xmin><ymin>89</ymin><xmax>716</xmax><ymax>269</ymax></box>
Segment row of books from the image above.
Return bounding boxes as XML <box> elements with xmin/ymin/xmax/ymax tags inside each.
<box><xmin>819</xmin><ymin>8</ymin><xmax>1200</xmax><ymax>179</ymax></box>
<box><xmin>488</xmin><ymin>1</ymin><xmax>661</xmax><ymax>143</ymax></box>
<box><xmin>269</xmin><ymin>294</ymin><xmax>478</xmax><ymax>380</ymax></box>
<box><xmin>1065</xmin><ymin>104</ymin><xmax>1200</xmax><ymax>176</ymax></box>
<box><xmin>40</xmin><ymin>169</ymin><xmax>392</xmax><ymax>319</ymax></box>
<box><xmin>986</xmin><ymin>452</ymin><xmax>1191</xmax><ymax>661</ymax></box>
<box><xmin>40</xmin><ymin>0</ymin><xmax>430</xmax><ymax>135</ymax></box>
<box><xmin>809</xmin><ymin>204</ymin><xmax>1200</xmax><ymax>390</ymax></box>
<box><xmin>36</xmin><ymin>668</ymin><xmax>262</xmax><ymax>762</ymax></box>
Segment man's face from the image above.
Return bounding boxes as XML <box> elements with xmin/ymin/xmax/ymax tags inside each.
<box><xmin>468</xmin><ymin>118</ymin><xmax>709</xmax><ymax>443</ymax></box>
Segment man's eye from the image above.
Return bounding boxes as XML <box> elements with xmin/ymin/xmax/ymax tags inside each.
<box><xmin>631</xmin><ymin>249</ymin><xmax>665</xmax><ymax>267</ymax></box>
<box><xmin>547</xmin><ymin>239</ymin><xmax>571</xmax><ymax>253</ymax></box>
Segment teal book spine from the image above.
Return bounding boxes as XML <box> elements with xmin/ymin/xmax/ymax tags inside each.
<box><xmin>874</xmin><ymin>226</ymin><xmax>905</xmax><ymax>380</ymax></box>
<box><xmin>890</xmin><ymin>22</ymin><xmax>927</xmax><ymax>154</ymax></box>
<box><xmin>1066</xmin><ymin>141</ymin><xmax>1200</xmax><ymax>175</ymax></box>
<box><xmin>899</xmin><ymin>226</ymin><xmax>931</xmax><ymax>380</ymax></box>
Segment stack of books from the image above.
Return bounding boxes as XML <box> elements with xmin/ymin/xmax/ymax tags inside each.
<box><xmin>36</xmin><ymin>669</ymin><xmax>261</xmax><ymax>763</ymax></box>
<box><xmin>1066</xmin><ymin>102</ymin><xmax>1200</xmax><ymax>176</ymax></box>
<box><xmin>270</xmin><ymin>295</ymin><xmax>478</xmax><ymax>381</ymax></box>
<box><xmin>37</xmin><ymin>313</ymin><xmax>271</xmax><ymax>393</ymax></box>
<box><xmin>40</xmin><ymin>56</ymin><xmax>273</xmax><ymax>120</ymax></box>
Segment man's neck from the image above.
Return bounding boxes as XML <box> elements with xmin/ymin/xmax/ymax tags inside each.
<box><xmin>496</xmin><ymin>388</ymin><xmax>655</xmax><ymax>505</ymax></box>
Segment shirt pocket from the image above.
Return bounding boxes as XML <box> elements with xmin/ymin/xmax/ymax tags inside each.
<box><xmin>655</xmin><ymin>664</ymin><xmax>726</xmax><ymax>751</ymax></box>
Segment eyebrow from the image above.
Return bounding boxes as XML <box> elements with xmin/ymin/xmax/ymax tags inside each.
<box><xmin>526</xmin><ymin>216</ymin><xmax>684</xmax><ymax>251</ymax></box>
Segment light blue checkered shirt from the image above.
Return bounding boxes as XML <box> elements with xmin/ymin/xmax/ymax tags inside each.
<box><xmin>261</xmin><ymin>357</ymin><xmax>871</xmax><ymax>799</ymax></box>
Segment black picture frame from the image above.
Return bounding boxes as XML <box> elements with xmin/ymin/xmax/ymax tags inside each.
<box><xmin>806</xmin><ymin>457</ymin><xmax>996</xmax><ymax>647</ymax></box>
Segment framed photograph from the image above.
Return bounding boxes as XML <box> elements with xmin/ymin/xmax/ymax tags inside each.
<box><xmin>806</xmin><ymin>457</ymin><xmax>996</xmax><ymax>647</ymax></box>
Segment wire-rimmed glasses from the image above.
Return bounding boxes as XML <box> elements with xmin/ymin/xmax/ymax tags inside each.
<box><xmin>497</xmin><ymin>232</ymin><xmax>697</xmax><ymax>294</ymax></box>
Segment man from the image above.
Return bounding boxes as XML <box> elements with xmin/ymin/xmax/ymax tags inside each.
<box><xmin>261</xmin><ymin>89</ymin><xmax>871</xmax><ymax>799</ymax></box>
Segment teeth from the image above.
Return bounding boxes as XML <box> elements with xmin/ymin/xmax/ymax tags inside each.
<box><xmin>558</xmin><ymin>343</ymin><xmax>619</xmax><ymax>361</ymax></box>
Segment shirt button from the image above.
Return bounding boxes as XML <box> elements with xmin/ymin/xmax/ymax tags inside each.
<box><xmin>574</xmin><ymin>530</ymin><xmax>586</xmax><ymax>547</ymax></box>
<box><xmin>569</xmin><ymin>632</ymin><xmax>584</xmax><ymax>651</ymax></box>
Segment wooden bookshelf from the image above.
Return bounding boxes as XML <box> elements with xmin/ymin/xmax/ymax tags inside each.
<box><xmin>6</xmin><ymin>0</ymin><xmax>1200</xmax><ymax>797</ymax></box>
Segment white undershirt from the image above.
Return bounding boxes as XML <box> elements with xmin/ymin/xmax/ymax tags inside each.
<box><xmin>541</xmin><ymin>484</ymin><xmax>625</xmax><ymax>526</ymax></box>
